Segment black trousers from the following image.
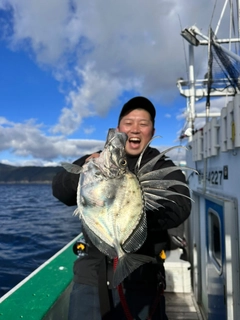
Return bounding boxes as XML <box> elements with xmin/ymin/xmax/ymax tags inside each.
<box><xmin>98</xmin><ymin>258</ymin><xmax>168</xmax><ymax>320</ymax></box>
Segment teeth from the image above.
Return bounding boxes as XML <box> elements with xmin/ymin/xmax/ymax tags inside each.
<box><xmin>129</xmin><ymin>138</ymin><xmax>140</xmax><ymax>142</ymax></box>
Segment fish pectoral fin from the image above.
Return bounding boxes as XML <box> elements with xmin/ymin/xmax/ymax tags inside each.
<box><xmin>61</xmin><ymin>162</ymin><xmax>83</xmax><ymax>174</ymax></box>
<box><xmin>112</xmin><ymin>254</ymin><xmax>154</xmax><ymax>288</ymax></box>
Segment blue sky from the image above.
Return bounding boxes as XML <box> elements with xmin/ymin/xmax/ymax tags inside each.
<box><xmin>0</xmin><ymin>0</ymin><xmax>232</xmax><ymax>166</ymax></box>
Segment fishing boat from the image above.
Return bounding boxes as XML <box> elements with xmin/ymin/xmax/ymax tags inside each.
<box><xmin>0</xmin><ymin>234</ymin><xmax>81</xmax><ymax>320</ymax></box>
<box><xmin>1</xmin><ymin>2</ymin><xmax>240</xmax><ymax>320</ymax></box>
<box><xmin>177</xmin><ymin>1</ymin><xmax>240</xmax><ymax>319</ymax></box>
<box><xmin>0</xmin><ymin>230</ymin><xmax>203</xmax><ymax>320</ymax></box>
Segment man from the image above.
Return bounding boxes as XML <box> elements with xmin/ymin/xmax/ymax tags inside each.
<box><xmin>52</xmin><ymin>96</ymin><xmax>191</xmax><ymax>320</ymax></box>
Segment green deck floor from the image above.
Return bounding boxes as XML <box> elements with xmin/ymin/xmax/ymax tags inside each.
<box><xmin>0</xmin><ymin>235</ymin><xmax>79</xmax><ymax>320</ymax></box>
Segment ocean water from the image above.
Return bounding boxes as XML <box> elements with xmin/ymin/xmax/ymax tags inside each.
<box><xmin>0</xmin><ymin>184</ymin><xmax>81</xmax><ymax>298</ymax></box>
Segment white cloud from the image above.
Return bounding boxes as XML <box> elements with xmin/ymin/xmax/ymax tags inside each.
<box><xmin>0</xmin><ymin>118</ymin><xmax>105</xmax><ymax>163</ymax></box>
<box><xmin>0</xmin><ymin>158</ymin><xmax>59</xmax><ymax>167</ymax></box>
<box><xmin>51</xmin><ymin>63</ymin><xmax>132</xmax><ymax>135</ymax></box>
<box><xmin>1</xmin><ymin>0</ymin><xmax>216</xmax><ymax>131</ymax></box>
<box><xmin>165</xmin><ymin>114</ymin><xmax>171</xmax><ymax>118</ymax></box>
<box><xmin>0</xmin><ymin>115</ymin><xmax>186</xmax><ymax>165</ymax></box>
<box><xmin>4</xmin><ymin>0</ymin><xmax>71</xmax><ymax>64</ymax></box>
<box><xmin>83</xmin><ymin>126</ymin><xmax>96</xmax><ymax>135</ymax></box>
<box><xmin>0</xmin><ymin>0</ymin><xmax>236</xmax><ymax>165</ymax></box>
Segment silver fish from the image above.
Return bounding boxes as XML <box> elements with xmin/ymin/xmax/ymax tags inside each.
<box><xmin>62</xmin><ymin>128</ymin><xmax>193</xmax><ymax>287</ymax></box>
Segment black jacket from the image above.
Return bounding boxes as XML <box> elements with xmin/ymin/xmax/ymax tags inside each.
<box><xmin>52</xmin><ymin>146</ymin><xmax>191</xmax><ymax>286</ymax></box>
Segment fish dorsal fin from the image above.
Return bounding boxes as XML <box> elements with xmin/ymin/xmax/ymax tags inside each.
<box><xmin>136</xmin><ymin>145</ymin><xmax>197</xmax><ymax>210</ymax></box>
<box><xmin>134</xmin><ymin>135</ymin><xmax>161</xmax><ymax>173</ymax></box>
<box><xmin>137</xmin><ymin>145</ymin><xmax>188</xmax><ymax>177</ymax></box>
<box><xmin>141</xmin><ymin>179</ymin><xmax>189</xmax><ymax>189</ymax></box>
<box><xmin>139</xmin><ymin>165</ymin><xmax>198</xmax><ymax>182</ymax></box>
<box><xmin>122</xmin><ymin>211</ymin><xmax>147</xmax><ymax>253</ymax></box>
<box><xmin>61</xmin><ymin>162</ymin><xmax>83</xmax><ymax>174</ymax></box>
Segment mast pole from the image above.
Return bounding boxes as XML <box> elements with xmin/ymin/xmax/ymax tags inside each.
<box><xmin>188</xmin><ymin>44</ymin><xmax>195</xmax><ymax>138</ymax></box>
<box><xmin>238</xmin><ymin>0</ymin><xmax>240</xmax><ymax>39</ymax></box>
<box><xmin>215</xmin><ymin>0</ymin><xmax>228</xmax><ymax>36</ymax></box>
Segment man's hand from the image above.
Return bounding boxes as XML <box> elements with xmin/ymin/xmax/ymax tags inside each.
<box><xmin>85</xmin><ymin>153</ymin><xmax>100</xmax><ymax>162</ymax></box>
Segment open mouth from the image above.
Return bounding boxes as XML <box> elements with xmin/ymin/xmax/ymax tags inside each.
<box><xmin>128</xmin><ymin>137</ymin><xmax>141</xmax><ymax>146</ymax></box>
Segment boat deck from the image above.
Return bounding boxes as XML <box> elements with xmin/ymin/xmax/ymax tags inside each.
<box><xmin>165</xmin><ymin>292</ymin><xmax>203</xmax><ymax>320</ymax></box>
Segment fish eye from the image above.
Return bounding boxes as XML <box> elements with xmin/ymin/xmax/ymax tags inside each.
<box><xmin>120</xmin><ymin>159</ymin><xmax>127</xmax><ymax>166</ymax></box>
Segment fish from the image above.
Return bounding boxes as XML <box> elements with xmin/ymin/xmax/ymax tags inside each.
<box><xmin>61</xmin><ymin>128</ymin><xmax>194</xmax><ymax>287</ymax></box>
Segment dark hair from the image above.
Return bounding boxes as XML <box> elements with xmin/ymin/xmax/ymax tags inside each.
<box><xmin>118</xmin><ymin>96</ymin><xmax>156</xmax><ymax>127</ymax></box>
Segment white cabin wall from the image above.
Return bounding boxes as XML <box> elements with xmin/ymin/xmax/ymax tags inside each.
<box><xmin>185</xmin><ymin>93</ymin><xmax>240</xmax><ymax>319</ymax></box>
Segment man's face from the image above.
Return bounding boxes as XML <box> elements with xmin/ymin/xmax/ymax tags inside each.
<box><xmin>117</xmin><ymin>109</ymin><xmax>155</xmax><ymax>156</ymax></box>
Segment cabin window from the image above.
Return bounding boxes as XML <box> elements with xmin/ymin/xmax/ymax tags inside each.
<box><xmin>209</xmin><ymin>210</ymin><xmax>222</xmax><ymax>270</ymax></box>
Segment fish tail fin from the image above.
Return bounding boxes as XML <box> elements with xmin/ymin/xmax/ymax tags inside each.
<box><xmin>112</xmin><ymin>253</ymin><xmax>154</xmax><ymax>288</ymax></box>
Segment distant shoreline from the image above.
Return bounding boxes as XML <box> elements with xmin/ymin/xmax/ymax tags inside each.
<box><xmin>0</xmin><ymin>181</ymin><xmax>52</xmax><ymax>184</ymax></box>
<box><xmin>0</xmin><ymin>163</ymin><xmax>61</xmax><ymax>184</ymax></box>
